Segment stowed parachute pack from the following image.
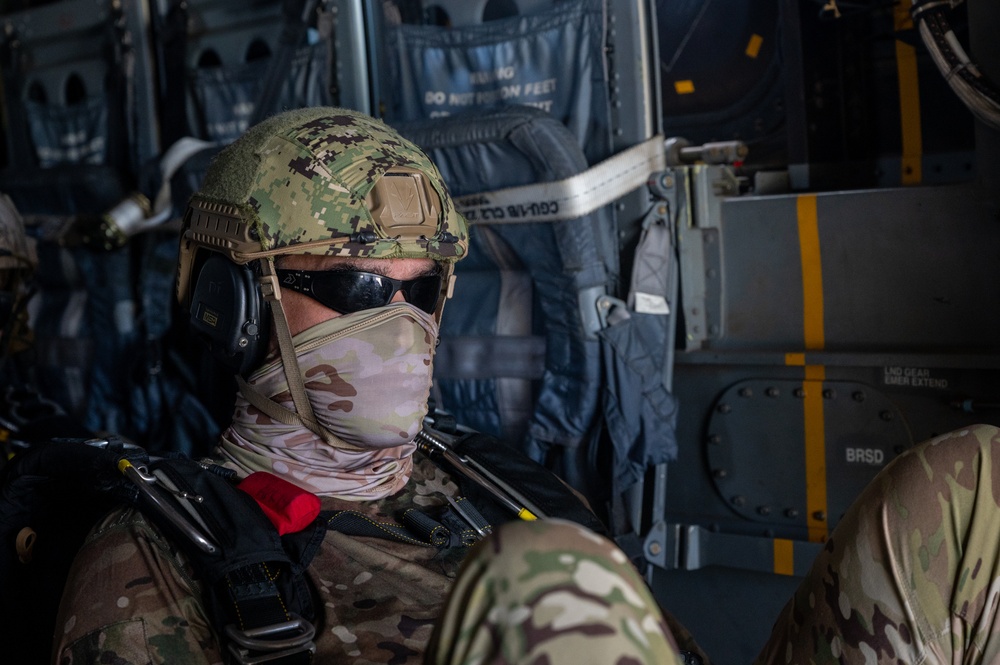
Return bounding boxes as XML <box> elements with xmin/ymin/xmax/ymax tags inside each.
<box><xmin>0</xmin><ymin>425</ymin><xmax>605</xmax><ymax>663</ymax></box>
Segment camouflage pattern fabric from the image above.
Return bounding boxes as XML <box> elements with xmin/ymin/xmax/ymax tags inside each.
<box><xmin>0</xmin><ymin>192</ymin><xmax>36</xmax><ymax>273</ymax></box>
<box><xmin>54</xmin><ymin>456</ymin><xmax>683</xmax><ymax>664</ymax></box>
<box><xmin>0</xmin><ymin>192</ymin><xmax>36</xmax><ymax>352</ymax></box>
<box><xmin>54</xmin><ymin>454</ymin><xmax>466</xmax><ymax>664</ymax></box>
<box><xmin>220</xmin><ymin>302</ymin><xmax>437</xmax><ymax>498</ymax></box>
<box><xmin>427</xmin><ymin>518</ymin><xmax>683</xmax><ymax>665</ymax></box>
<box><xmin>193</xmin><ymin>107</ymin><xmax>469</xmax><ymax>262</ymax></box>
<box><xmin>755</xmin><ymin>424</ymin><xmax>1000</xmax><ymax>665</ymax></box>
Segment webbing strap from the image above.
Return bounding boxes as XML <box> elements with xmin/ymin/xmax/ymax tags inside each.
<box><xmin>269</xmin><ymin>296</ymin><xmax>323</xmax><ymax>436</ymax></box>
<box><xmin>324</xmin><ymin>505</ymin><xmax>487</xmax><ymax>549</ymax></box>
<box><xmin>453</xmin><ymin>135</ymin><xmax>666</xmax><ymax>225</ymax></box>
<box><xmin>105</xmin><ymin>9</ymin><xmax>130</xmax><ymax>172</ymax></box>
<box><xmin>236</xmin><ymin>375</ymin><xmax>301</xmax><ymax>427</ymax></box>
<box><xmin>325</xmin><ymin>510</ymin><xmax>429</xmax><ymax>546</ymax></box>
<box><xmin>249</xmin><ymin>0</ymin><xmax>317</xmax><ymax>126</ymax></box>
<box><xmin>224</xmin><ymin>563</ymin><xmax>293</xmax><ymax>631</ymax></box>
<box><xmin>158</xmin><ymin>0</ymin><xmax>189</xmax><ymax>146</ymax></box>
<box><xmin>2</xmin><ymin>36</ymin><xmax>35</xmax><ymax>169</ymax></box>
<box><xmin>223</xmin><ymin>563</ymin><xmax>315</xmax><ymax>664</ymax></box>
<box><xmin>433</xmin><ymin>335</ymin><xmax>546</xmax><ymax>380</ymax></box>
<box><xmin>628</xmin><ymin>216</ymin><xmax>673</xmax><ymax>315</ymax></box>
<box><xmin>111</xmin><ymin>136</ymin><xmax>216</xmax><ymax>237</ymax></box>
<box><xmin>150</xmin><ymin>137</ymin><xmax>216</xmax><ymax>217</ymax></box>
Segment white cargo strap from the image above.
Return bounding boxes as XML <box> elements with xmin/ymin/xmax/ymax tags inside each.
<box><xmin>148</xmin><ymin>137</ymin><xmax>218</xmax><ymax>225</ymax></box>
<box><xmin>453</xmin><ymin>135</ymin><xmax>667</xmax><ymax>224</ymax></box>
<box><xmin>105</xmin><ymin>137</ymin><xmax>217</xmax><ymax>239</ymax></box>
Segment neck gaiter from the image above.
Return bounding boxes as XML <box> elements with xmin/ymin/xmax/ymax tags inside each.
<box><xmin>220</xmin><ymin>303</ymin><xmax>437</xmax><ymax>499</ymax></box>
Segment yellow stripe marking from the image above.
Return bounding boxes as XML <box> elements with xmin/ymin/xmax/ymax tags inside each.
<box><xmin>785</xmin><ymin>352</ymin><xmax>806</xmax><ymax>366</ymax></box>
<box><xmin>895</xmin><ymin>0</ymin><xmax>922</xmax><ymax>185</ymax></box>
<box><xmin>674</xmin><ymin>80</ymin><xmax>695</xmax><ymax>95</ymax></box>
<box><xmin>805</xmin><ymin>365</ymin><xmax>825</xmax><ymax>382</ymax></box>
<box><xmin>797</xmin><ymin>195</ymin><xmax>828</xmax><ymax>542</ymax></box>
<box><xmin>894</xmin><ymin>0</ymin><xmax>913</xmax><ymax>31</ymax></box>
<box><xmin>773</xmin><ymin>538</ymin><xmax>795</xmax><ymax>576</ymax></box>
<box><xmin>796</xmin><ymin>195</ymin><xmax>824</xmax><ymax>350</ymax></box>
<box><xmin>896</xmin><ymin>41</ymin><xmax>923</xmax><ymax>185</ymax></box>
<box><xmin>746</xmin><ymin>34</ymin><xmax>764</xmax><ymax>58</ymax></box>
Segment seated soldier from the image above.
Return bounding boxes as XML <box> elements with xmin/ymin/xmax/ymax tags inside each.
<box><xmin>52</xmin><ymin>107</ymin><xmax>684</xmax><ymax>664</ymax></box>
<box><xmin>0</xmin><ymin>193</ymin><xmax>34</xmax><ymax>362</ymax></box>
<box><xmin>755</xmin><ymin>423</ymin><xmax>1000</xmax><ymax>665</ymax></box>
<box><xmin>0</xmin><ymin>193</ymin><xmax>90</xmax><ymax>463</ymax></box>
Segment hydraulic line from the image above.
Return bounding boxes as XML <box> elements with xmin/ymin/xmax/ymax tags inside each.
<box><xmin>911</xmin><ymin>0</ymin><xmax>1000</xmax><ymax>130</ymax></box>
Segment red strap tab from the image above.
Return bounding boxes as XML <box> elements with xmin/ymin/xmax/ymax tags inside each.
<box><xmin>238</xmin><ymin>472</ymin><xmax>321</xmax><ymax>535</ymax></box>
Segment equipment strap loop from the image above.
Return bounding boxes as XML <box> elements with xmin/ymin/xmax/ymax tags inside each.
<box><xmin>453</xmin><ymin>135</ymin><xmax>666</xmax><ymax>225</ymax></box>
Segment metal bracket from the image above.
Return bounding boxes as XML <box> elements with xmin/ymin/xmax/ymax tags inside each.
<box><xmin>643</xmin><ymin>521</ymin><xmax>824</xmax><ymax>577</ymax></box>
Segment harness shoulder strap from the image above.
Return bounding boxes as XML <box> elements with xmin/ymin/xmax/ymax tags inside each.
<box><xmin>145</xmin><ymin>455</ymin><xmax>324</xmax><ymax>664</ymax></box>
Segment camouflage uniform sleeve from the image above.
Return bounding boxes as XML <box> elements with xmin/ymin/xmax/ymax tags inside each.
<box><xmin>53</xmin><ymin>507</ymin><xmax>222</xmax><ymax>665</ymax></box>
<box><xmin>426</xmin><ymin>519</ymin><xmax>684</xmax><ymax>665</ymax></box>
<box><xmin>755</xmin><ymin>424</ymin><xmax>1000</xmax><ymax>665</ymax></box>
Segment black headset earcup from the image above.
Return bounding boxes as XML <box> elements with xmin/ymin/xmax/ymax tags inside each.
<box><xmin>188</xmin><ymin>255</ymin><xmax>270</xmax><ymax>376</ymax></box>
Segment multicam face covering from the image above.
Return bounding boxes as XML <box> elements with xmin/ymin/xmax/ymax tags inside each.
<box><xmin>219</xmin><ymin>302</ymin><xmax>438</xmax><ymax>499</ymax></box>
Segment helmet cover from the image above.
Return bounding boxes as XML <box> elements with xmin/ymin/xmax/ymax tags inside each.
<box><xmin>179</xmin><ymin>107</ymin><xmax>468</xmax><ymax>299</ymax></box>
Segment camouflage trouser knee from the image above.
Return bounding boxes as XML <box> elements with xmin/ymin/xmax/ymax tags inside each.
<box><xmin>755</xmin><ymin>424</ymin><xmax>1000</xmax><ymax>665</ymax></box>
<box><xmin>426</xmin><ymin>518</ymin><xmax>683</xmax><ymax>665</ymax></box>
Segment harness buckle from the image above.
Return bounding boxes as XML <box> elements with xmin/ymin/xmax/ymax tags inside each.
<box><xmin>225</xmin><ymin>614</ymin><xmax>316</xmax><ymax>664</ymax></box>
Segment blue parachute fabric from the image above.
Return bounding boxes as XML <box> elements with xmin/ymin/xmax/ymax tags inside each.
<box><xmin>71</xmin><ymin>246</ymin><xmax>136</xmax><ymax>438</ymax></box>
<box><xmin>28</xmin><ymin>231</ymin><xmax>220</xmax><ymax>454</ymax></box>
<box><xmin>187</xmin><ymin>40</ymin><xmax>332</xmax><ymax>144</ymax></box>
<box><xmin>129</xmin><ymin>231</ymin><xmax>227</xmax><ymax>456</ymax></box>
<box><xmin>188</xmin><ymin>60</ymin><xmax>267</xmax><ymax>145</ymax></box>
<box><xmin>397</xmin><ymin>107</ymin><xmax>618</xmax><ymax>498</ymax></box>
<box><xmin>383</xmin><ymin>0</ymin><xmax>611</xmax><ymax>164</ymax></box>
<box><xmin>1</xmin><ymin>170</ymin><xmax>126</xmax><ymax>425</ymax></box>
<box><xmin>12</xmin><ymin>213</ymin><xmax>223</xmax><ymax>456</ymax></box>
<box><xmin>24</xmin><ymin>97</ymin><xmax>110</xmax><ymax>168</ymax></box>
<box><xmin>20</xmin><ymin>227</ymin><xmax>133</xmax><ymax>436</ymax></box>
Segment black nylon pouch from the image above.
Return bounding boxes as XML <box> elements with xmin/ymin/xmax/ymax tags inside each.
<box><xmin>147</xmin><ymin>456</ymin><xmax>325</xmax><ymax>631</ymax></box>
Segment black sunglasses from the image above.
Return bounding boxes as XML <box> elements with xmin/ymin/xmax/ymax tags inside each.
<box><xmin>274</xmin><ymin>268</ymin><xmax>442</xmax><ymax>315</ymax></box>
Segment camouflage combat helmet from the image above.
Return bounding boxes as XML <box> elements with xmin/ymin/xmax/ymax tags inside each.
<box><xmin>0</xmin><ymin>193</ymin><xmax>37</xmax><ymax>342</ymax></box>
<box><xmin>177</xmin><ymin>106</ymin><xmax>469</xmax><ymax>321</ymax></box>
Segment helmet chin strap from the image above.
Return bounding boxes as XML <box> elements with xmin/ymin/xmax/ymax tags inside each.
<box><xmin>235</xmin><ymin>257</ymin><xmax>365</xmax><ymax>452</ymax></box>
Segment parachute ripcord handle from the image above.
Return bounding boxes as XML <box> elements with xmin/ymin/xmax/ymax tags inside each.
<box><xmin>911</xmin><ymin>0</ymin><xmax>1000</xmax><ymax>130</ymax></box>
